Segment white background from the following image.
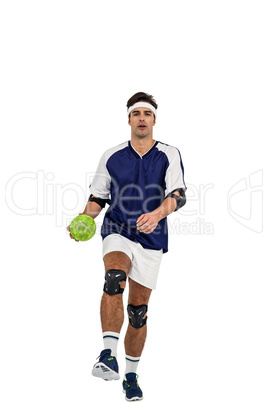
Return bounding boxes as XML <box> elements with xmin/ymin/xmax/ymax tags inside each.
<box><xmin>1</xmin><ymin>1</ymin><xmax>267</xmax><ymax>401</ymax></box>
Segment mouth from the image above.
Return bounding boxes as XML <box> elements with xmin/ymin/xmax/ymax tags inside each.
<box><xmin>137</xmin><ymin>124</ymin><xmax>147</xmax><ymax>129</ymax></box>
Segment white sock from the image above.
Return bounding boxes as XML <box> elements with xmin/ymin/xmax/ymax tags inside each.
<box><xmin>103</xmin><ymin>332</ymin><xmax>120</xmax><ymax>357</ymax></box>
<box><xmin>125</xmin><ymin>354</ymin><xmax>141</xmax><ymax>376</ymax></box>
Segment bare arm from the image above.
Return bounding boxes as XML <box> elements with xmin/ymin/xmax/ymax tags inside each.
<box><xmin>136</xmin><ymin>190</ymin><xmax>181</xmax><ymax>234</ymax></box>
<box><xmin>82</xmin><ymin>198</ymin><xmax>102</xmax><ymax>219</ymax></box>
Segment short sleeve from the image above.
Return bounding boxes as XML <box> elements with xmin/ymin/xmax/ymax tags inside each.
<box><xmin>89</xmin><ymin>152</ymin><xmax>111</xmax><ymax>199</ymax></box>
<box><xmin>164</xmin><ymin>148</ymin><xmax>186</xmax><ymax>197</ymax></box>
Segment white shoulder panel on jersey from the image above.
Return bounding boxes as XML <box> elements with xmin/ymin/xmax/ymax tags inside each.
<box><xmin>89</xmin><ymin>141</ymin><xmax>128</xmax><ymax>199</ymax></box>
<box><xmin>156</xmin><ymin>142</ymin><xmax>185</xmax><ymax>196</ymax></box>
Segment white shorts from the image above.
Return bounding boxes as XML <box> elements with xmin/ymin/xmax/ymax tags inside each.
<box><xmin>102</xmin><ymin>234</ymin><xmax>163</xmax><ymax>290</ymax></box>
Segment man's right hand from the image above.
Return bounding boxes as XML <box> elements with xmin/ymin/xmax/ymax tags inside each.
<box><xmin>67</xmin><ymin>213</ymin><xmax>83</xmax><ymax>242</ymax></box>
<box><xmin>67</xmin><ymin>198</ymin><xmax>102</xmax><ymax>242</ymax></box>
<box><xmin>67</xmin><ymin>224</ymin><xmax>79</xmax><ymax>242</ymax></box>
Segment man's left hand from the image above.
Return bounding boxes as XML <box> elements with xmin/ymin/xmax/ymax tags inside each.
<box><xmin>136</xmin><ymin>212</ymin><xmax>160</xmax><ymax>234</ymax></box>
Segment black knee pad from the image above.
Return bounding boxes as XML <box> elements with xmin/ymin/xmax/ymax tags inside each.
<box><xmin>127</xmin><ymin>304</ymin><xmax>148</xmax><ymax>329</ymax></box>
<box><xmin>103</xmin><ymin>269</ymin><xmax>127</xmax><ymax>295</ymax></box>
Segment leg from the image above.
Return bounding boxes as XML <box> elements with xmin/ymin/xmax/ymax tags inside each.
<box><xmin>101</xmin><ymin>251</ymin><xmax>131</xmax><ymax>333</ymax></box>
<box><xmin>122</xmin><ymin>279</ymin><xmax>152</xmax><ymax>399</ymax></box>
<box><xmin>124</xmin><ymin>278</ymin><xmax>152</xmax><ymax>357</ymax></box>
<box><xmin>92</xmin><ymin>251</ymin><xmax>131</xmax><ymax>381</ymax></box>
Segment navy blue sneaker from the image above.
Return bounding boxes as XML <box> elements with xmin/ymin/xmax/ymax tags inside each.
<box><xmin>123</xmin><ymin>373</ymin><xmax>143</xmax><ymax>401</ymax></box>
<box><xmin>92</xmin><ymin>349</ymin><xmax>120</xmax><ymax>381</ymax></box>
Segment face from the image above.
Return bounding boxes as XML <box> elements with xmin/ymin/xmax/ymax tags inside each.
<box><xmin>128</xmin><ymin>107</ymin><xmax>156</xmax><ymax>139</ymax></box>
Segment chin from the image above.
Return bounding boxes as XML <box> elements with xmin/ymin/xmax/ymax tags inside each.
<box><xmin>135</xmin><ymin>131</ymin><xmax>150</xmax><ymax>138</ymax></box>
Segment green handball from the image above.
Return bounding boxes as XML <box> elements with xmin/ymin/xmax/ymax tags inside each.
<box><xmin>70</xmin><ymin>214</ymin><xmax>96</xmax><ymax>241</ymax></box>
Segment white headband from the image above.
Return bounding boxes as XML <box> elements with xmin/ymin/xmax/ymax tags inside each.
<box><xmin>127</xmin><ymin>102</ymin><xmax>157</xmax><ymax>118</ymax></box>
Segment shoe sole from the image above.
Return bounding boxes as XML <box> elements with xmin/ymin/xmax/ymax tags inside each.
<box><xmin>123</xmin><ymin>390</ymin><xmax>143</xmax><ymax>401</ymax></box>
<box><xmin>92</xmin><ymin>362</ymin><xmax>120</xmax><ymax>381</ymax></box>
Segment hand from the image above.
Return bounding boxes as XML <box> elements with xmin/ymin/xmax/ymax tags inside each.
<box><xmin>67</xmin><ymin>213</ymin><xmax>83</xmax><ymax>242</ymax></box>
<box><xmin>136</xmin><ymin>212</ymin><xmax>160</xmax><ymax>234</ymax></box>
<box><xmin>67</xmin><ymin>224</ymin><xmax>79</xmax><ymax>241</ymax></box>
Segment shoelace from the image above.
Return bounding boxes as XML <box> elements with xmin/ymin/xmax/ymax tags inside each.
<box><xmin>127</xmin><ymin>376</ymin><xmax>140</xmax><ymax>389</ymax></box>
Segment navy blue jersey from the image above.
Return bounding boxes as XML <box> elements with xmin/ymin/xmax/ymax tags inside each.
<box><xmin>89</xmin><ymin>140</ymin><xmax>186</xmax><ymax>253</ymax></box>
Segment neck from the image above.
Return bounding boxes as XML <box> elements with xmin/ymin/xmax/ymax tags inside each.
<box><xmin>130</xmin><ymin>135</ymin><xmax>155</xmax><ymax>157</ymax></box>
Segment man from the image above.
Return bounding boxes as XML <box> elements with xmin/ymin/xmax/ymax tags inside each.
<box><xmin>68</xmin><ymin>92</ymin><xmax>186</xmax><ymax>401</ymax></box>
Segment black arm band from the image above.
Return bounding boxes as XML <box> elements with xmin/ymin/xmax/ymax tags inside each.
<box><xmin>88</xmin><ymin>194</ymin><xmax>110</xmax><ymax>209</ymax></box>
<box><xmin>165</xmin><ymin>188</ymin><xmax>186</xmax><ymax>211</ymax></box>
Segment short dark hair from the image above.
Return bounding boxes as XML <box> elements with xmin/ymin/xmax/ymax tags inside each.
<box><xmin>127</xmin><ymin>92</ymin><xmax>158</xmax><ymax>110</ymax></box>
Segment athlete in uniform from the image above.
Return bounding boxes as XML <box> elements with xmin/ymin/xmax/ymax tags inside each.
<box><xmin>67</xmin><ymin>92</ymin><xmax>186</xmax><ymax>401</ymax></box>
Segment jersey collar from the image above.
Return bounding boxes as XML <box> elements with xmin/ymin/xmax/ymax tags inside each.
<box><xmin>128</xmin><ymin>140</ymin><xmax>158</xmax><ymax>159</ymax></box>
